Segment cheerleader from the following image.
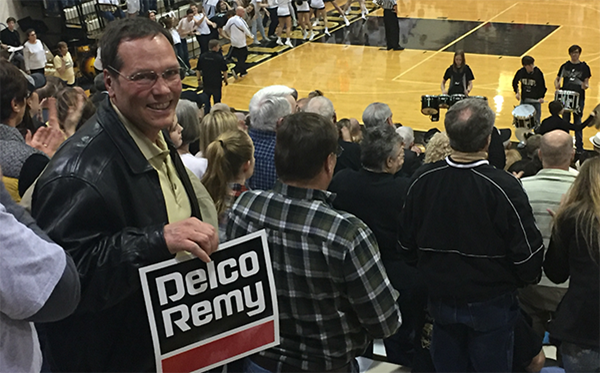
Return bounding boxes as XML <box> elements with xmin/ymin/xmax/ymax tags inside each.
<box><xmin>326</xmin><ymin>0</ymin><xmax>350</xmax><ymax>27</ymax></box>
<box><xmin>342</xmin><ymin>0</ymin><xmax>367</xmax><ymax>20</ymax></box>
<box><xmin>296</xmin><ymin>0</ymin><xmax>313</xmax><ymax>40</ymax></box>
<box><xmin>310</xmin><ymin>0</ymin><xmax>329</xmax><ymax>35</ymax></box>
<box><xmin>275</xmin><ymin>0</ymin><xmax>294</xmax><ymax>47</ymax></box>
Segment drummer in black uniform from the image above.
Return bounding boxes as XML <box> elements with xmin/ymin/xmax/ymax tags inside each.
<box><xmin>441</xmin><ymin>50</ymin><xmax>474</xmax><ymax>96</ymax></box>
<box><xmin>554</xmin><ymin>44</ymin><xmax>591</xmax><ymax>154</ymax></box>
<box><xmin>512</xmin><ymin>55</ymin><xmax>546</xmax><ymax>124</ymax></box>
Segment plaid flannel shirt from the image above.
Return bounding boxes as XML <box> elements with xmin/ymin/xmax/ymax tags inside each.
<box><xmin>247</xmin><ymin>129</ymin><xmax>277</xmax><ymax>191</ymax></box>
<box><xmin>226</xmin><ymin>182</ymin><xmax>401</xmax><ymax>371</ymax></box>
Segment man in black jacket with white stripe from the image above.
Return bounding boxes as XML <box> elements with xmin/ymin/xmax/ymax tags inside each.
<box><xmin>398</xmin><ymin>98</ymin><xmax>543</xmax><ymax>372</ymax></box>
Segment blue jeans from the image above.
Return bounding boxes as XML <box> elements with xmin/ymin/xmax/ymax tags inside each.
<box><xmin>251</xmin><ymin>14</ymin><xmax>267</xmax><ymax>43</ymax></box>
<box><xmin>100</xmin><ymin>8</ymin><xmax>125</xmax><ymax>22</ymax></box>
<box><xmin>563</xmin><ymin>96</ymin><xmax>585</xmax><ymax>152</ymax></box>
<box><xmin>428</xmin><ymin>292</ymin><xmax>519</xmax><ymax>372</ymax></box>
<box><xmin>242</xmin><ymin>357</ymin><xmax>359</xmax><ymax>373</ymax></box>
<box><xmin>174</xmin><ymin>42</ymin><xmax>190</xmax><ymax>69</ymax></box>
<box><xmin>561</xmin><ymin>342</ymin><xmax>600</xmax><ymax>373</ymax></box>
<box><xmin>140</xmin><ymin>0</ymin><xmax>157</xmax><ymax>13</ymax></box>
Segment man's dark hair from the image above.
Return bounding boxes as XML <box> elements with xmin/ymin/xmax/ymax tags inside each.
<box><xmin>6</xmin><ymin>17</ymin><xmax>16</xmax><ymax>24</ymax></box>
<box><xmin>275</xmin><ymin>112</ymin><xmax>338</xmax><ymax>182</ymax></box>
<box><xmin>521</xmin><ymin>55</ymin><xmax>534</xmax><ymax>66</ymax></box>
<box><xmin>549</xmin><ymin>100</ymin><xmax>564</xmax><ymax>116</ymax></box>
<box><xmin>100</xmin><ymin>18</ymin><xmax>173</xmax><ymax>74</ymax></box>
<box><xmin>361</xmin><ymin>125</ymin><xmax>403</xmax><ymax>172</ymax></box>
<box><xmin>25</xmin><ymin>28</ymin><xmax>35</xmax><ymax>37</ymax></box>
<box><xmin>186</xmin><ymin>8</ymin><xmax>194</xmax><ymax>14</ymax></box>
<box><xmin>568</xmin><ymin>44</ymin><xmax>581</xmax><ymax>54</ymax></box>
<box><xmin>445</xmin><ymin>98</ymin><xmax>495</xmax><ymax>152</ymax></box>
<box><xmin>0</xmin><ymin>61</ymin><xmax>28</xmax><ymax>122</ymax></box>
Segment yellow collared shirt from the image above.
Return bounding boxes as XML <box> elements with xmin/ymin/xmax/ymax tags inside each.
<box><xmin>113</xmin><ymin>102</ymin><xmax>191</xmax><ymax>223</ymax></box>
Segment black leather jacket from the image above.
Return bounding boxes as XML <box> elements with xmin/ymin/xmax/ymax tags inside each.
<box><xmin>32</xmin><ymin>98</ymin><xmax>201</xmax><ymax>372</ymax></box>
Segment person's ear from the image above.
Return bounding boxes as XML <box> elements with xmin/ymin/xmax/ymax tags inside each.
<box><xmin>276</xmin><ymin>117</ymin><xmax>285</xmax><ymax>129</ymax></box>
<box><xmin>388</xmin><ymin>154</ymin><xmax>398</xmax><ymax>169</ymax></box>
<box><xmin>11</xmin><ymin>98</ymin><xmax>25</xmax><ymax>114</ymax></box>
<box><xmin>104</xmin><ymin>70</ymin><xmax>116</xmax><ymax>98</ymax></box>
<box><xmin>241</xmin><ymin>159</ymin><xmax>251</xmax><ymax>173</ymax></box>
<box><xmin>324</xmin><ymin>153</ymin><xmax>336</xmax><ymax>175</ymax></box>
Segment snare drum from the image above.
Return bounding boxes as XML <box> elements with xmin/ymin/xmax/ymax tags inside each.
<box><xmin>438</xmin><ymin>94</ymin><xmax>451</xmax><ymax>108</ymax></box>
<box><xmin>554</xmin><ymin>90</ymin><xmax>580</xmax><ymax>113</ymax></box>
<box><xmin>450</xmin><ymin>94</ymin><xmax>467</xmax><ymax>106</ymax></box>
<box><xmin>421</xmin><ymin>95</ymin><xmax>439</xmax><ymax>115</ymax></box>
<box><xmin>512</xmin><ymin>104</ymin><xmax>536</xmax><ymax>129</ymax></box>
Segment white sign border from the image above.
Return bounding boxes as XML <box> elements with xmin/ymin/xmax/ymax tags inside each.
<box><xmin>139</xmin><ymin>229</ymin><xmax>279</xmax><ymax>373</ymax></box>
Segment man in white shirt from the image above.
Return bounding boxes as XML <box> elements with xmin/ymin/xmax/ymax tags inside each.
<box><xmin>223</xmin><ymin>7</ymin><xmax>253</xmax><ymax>78</ymax></box>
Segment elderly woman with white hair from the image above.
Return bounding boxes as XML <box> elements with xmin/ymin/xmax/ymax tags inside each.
<box><xmin>328</xmin><ymin>125</ymin><xmax>418</xmax><ymax>366</ymax></box>
<box><xmin>395</xmin><ymin>125</ymin><xmax>423</xmax><ymax>177</ymax></box>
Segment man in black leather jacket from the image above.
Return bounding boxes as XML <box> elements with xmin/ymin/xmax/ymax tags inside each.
<box><xmin>31</xmin><ymin>18</ymin><xmax>218</xmax><ymax>372</ymax></box>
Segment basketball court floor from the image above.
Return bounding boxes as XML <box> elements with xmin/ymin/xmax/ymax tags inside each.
<box><xmin>185</xmin><ymin>0</ymin><xmax>600</xmax><ymax>149</ymax></box>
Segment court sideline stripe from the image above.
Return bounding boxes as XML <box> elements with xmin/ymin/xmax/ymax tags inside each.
<box><xmin>391</xmin><ymin>2</ymin><xmax>520</xmax><ymax>81</ymax></box>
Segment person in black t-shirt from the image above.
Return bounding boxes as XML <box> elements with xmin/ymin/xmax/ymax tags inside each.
<box><xmin>441</xmin><ymin>50</ymin><xmax>474</xmax><ymax>96</ymax></box>
<box><xmin>0</xmin><ymin>17</ymin><xmax>20</xmax><ymax>48</ymax></box>
<box><xmin>0</xmin><ymin>17</ymin><xmax>25</xmax><ymax>71</ymax></box>
<box><xmin>554</xmin><ymin>44</ymin><xmax>592</xmax><ymax>153</ymax></box>
<box><xmin>196</xmin><ymin>39</ymin><xmax>229</xmax><ymax>111</ymax></box>
<box><xmin>512</xmin><ymin>55</ymin><xmax>546</xmax><ymax>124</ymax></box>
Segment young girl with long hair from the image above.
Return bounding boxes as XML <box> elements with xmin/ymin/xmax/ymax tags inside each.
<box><xmin>441</xmin><ymin>50</ymin><xmax>475</xmax><ymax>96</ymax></box>
<box><xmin>201</xmin><ymin>130</ymin><xmax>255</xmax><ymax>239</ymax></box>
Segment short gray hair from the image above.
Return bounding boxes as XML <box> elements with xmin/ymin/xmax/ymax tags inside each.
<box><xmin>395</xmin><ymin>126</ymin><xmax>414</xmax><ymax>149</ymax></box>
<box><xmin>251</xmin><ymin>96</ymin><xmax>292</xmax><ymax>131</ymax></box>
<box><xmin>361</xmin><ymin>125</ymin><xmax>403</xmax><ymax>171</ymax></box>
<box><xmin>249</xmin><ymin>85</ymin><xmax>295</xmax><ymax>131</ymax></box>
<box><xmin>445</xmin><ymin>98</ymin><xmax>495</xmax><ymax>152</ymax></box>
<box><xmin>362</xmin><ymin>102</ymin><xmax>392</xmax><ymax>128</ymax></box>
<box><xmin>176</xmin><ymin>99</ymin><xmax>200</xmax><ymax>146</ymax></box>
<box><xmin>304</xmin><ymin>96</ymin><xmax>335</xmax><ymax>123</ymax></box>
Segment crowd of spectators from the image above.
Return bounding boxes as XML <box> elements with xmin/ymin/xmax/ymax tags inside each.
<box><xmin>1</xmin><ymin>14</ymin><xmax>600</xmax><ymax>373</ymax></box>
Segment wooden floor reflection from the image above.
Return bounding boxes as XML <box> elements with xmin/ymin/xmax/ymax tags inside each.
<box><xmin>220</xmin><ymin>0</ymin><xmax>600</xmax><ymax>149</ymax></box>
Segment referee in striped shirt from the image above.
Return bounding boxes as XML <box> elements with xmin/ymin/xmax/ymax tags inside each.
<box><xmin>375</xmin><ymin>0</ymin><xmax>404</xmax><ymax>50</ymax></box>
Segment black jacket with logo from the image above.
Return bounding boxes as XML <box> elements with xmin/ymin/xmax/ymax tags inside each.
<box><xmin>398</xmin><ymin>157</ymin><xmax>543</xmax><ymax>301</ymax></box>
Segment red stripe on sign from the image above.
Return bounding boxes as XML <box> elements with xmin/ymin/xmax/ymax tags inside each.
<box><xmin>162</xmin><ymin>320</ymin><xmax>275</xmax><ymax>373</ymax></box>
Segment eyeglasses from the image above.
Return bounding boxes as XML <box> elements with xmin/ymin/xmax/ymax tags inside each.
<box><xmin>107</xmin><ymin>65</ymin><xmax>184</xmax><ymax>88</ymax></box>
<box><xmin>336</xmin><ymin>145</ymin><xmax>344</xmax><ymax>157</ymax></box>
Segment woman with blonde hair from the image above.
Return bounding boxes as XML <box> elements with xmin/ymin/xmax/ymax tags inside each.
<box><xmin>544</xmin><ymin>157</ymin><xmax>600</xmax><ymax>373</ymax></box>
<box><xmin>424</xmin><ymin>131</ymin><xmax>452</xmax><ymax>164</ymax></box>
<box><xmin>201</xmin><ymin>130</ymin><xmax>254</xmax><ymax>240</ymax></box>
<box><xmin>198</xmin><ymin>110</ymin><xmax>239</xmax><ymax>156</ymax></box>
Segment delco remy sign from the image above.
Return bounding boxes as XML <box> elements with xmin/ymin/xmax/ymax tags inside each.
<box><xmin>139</xmin><ymin>230</ymin><xmax>279</xmax><ymax>373</ymax></box>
